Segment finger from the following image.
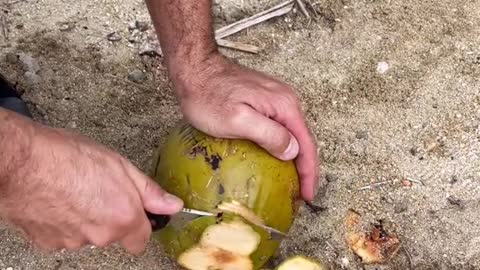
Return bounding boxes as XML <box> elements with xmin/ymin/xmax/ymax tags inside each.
<box><xmin>83</xmin><ymin>225</ymin><xmax>117</xmax><ymax>248</ymax></box>
<box><xmin>62</xmin><ymin>237</ymin><xmax>88</xmax><ymax>250</ymax></box>
<box><xmin>226</xmin><ymin>104</ymin><xmax>300</xmax><ymax>160</ymax></box>
<box><xmin>119</xmin><ymin>213</ymin><xmax>152</xmax><ymax>255</ymax></box>
<box><xmin>278</xmin><ymin>108</ymin><xmax>320</xmax><ymax>202</ymax></box>
<box><xmin>122</xmin><ymin>160</ymin><xmax>183</xmax><ymax>215</ymax></box>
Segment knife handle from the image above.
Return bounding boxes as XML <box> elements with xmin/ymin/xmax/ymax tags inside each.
<box><xmin>145</xmin><ymin>211</ymin><xmax>170</xmax><ymax>231</ymax></box>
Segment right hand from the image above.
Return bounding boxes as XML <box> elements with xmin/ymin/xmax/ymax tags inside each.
<box><xmin>0</xmin><ymin>120</ymin><xmax>183</xmax><ymax>254</ymax></box>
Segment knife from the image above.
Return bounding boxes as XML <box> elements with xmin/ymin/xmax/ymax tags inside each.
<box><xmin>146</xmin><ymin>208</ymin><xmax>216</xmax><ymax>231</ymax></box>
<box><xmin>146</xmin><ymin>209</ymin><xmax>286</xmax><ymax>241</ymax></box>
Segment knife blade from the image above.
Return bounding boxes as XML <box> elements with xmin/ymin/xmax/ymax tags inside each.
<box><xmin>146</xmin><ymin>209</ymin><xmax>286</xmax><ymax>241</ymax></box>
<box><xmin>146</xmin><ymin>208</ymin><xmax>216</xmax><ymax>231</ymax></box>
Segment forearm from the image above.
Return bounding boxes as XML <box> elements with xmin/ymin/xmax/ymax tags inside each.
<box><xmin>0</xmin><ymin>108</ymin><xmax>34</xmax><ymax>192</ymax></box>
<box><xmin>145</xmin><ymin>0</ymin><xmax>220</xmax><ymax>95</ymax></box>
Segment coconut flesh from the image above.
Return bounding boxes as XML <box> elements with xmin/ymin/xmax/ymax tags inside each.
<box><xmin>178</xmin><ymin>219</ymin><xmax>260</xmax><ymax>270</ymax></box>
<box><xmin>176</xmin><ymin>202</ymin><xmax>325</xmax><ymax>270</ymax></box>
<box><xmin>177</xmin><ymin>201</ymin><xmax>264</xmax><ymax>270</ymax></box>
<box><xmin>276</xmin><ymin>256</ymin><xmax>326</xmax><ymax>270</ymax></box>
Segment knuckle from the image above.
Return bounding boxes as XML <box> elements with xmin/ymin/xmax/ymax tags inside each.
<box><xmin>227</xmin><ymin>105</ymin><xmax>251</xmax><ymax>126</ymax></box>
<box><xmin>280</xmin><ymin>92</ymin><xmax>300</xmax><ymax>107</ymax></box>
<box><xmin>117</xmin><ymin>209</ymin><xmax>138</xmax><ymax>228</ymax></box>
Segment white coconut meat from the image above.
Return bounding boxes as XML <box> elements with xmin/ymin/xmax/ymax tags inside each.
<box><xmin>217</xmin><ymin>200</ymin><xmax>266</xmax><ymax>228</ymax></box>
<box><xmin>200</xmin><ymin>219</ymin><xmax>261</xmax><ymax>256</ymax></box>
<box><xmin>178</xmin><ymin>219</ymin><xmax>261</xmax><ymax>270</ymax></box>
<box><xmin>178</xmin><ymin>246</ymin><xmax>253</xmax><ymax>270</ymax></box>
<box><xmin>277</xmin><ymin>256</ymin><xmax>325</xmax><ymax>270</ymax></box>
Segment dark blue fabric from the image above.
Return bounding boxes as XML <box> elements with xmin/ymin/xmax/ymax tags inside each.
<box><xmin>0</xmin><ymin>74</ymin><xmax>20</xmax><ymax>99</ymax></box>
<box><xmin>0</xmin><ymin>74</ymin><xmax>32</xmax><ymax>118</ymax></box>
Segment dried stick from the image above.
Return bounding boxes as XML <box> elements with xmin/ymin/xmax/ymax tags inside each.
<box><xmin>358</xmin><ymin>180</ymin><xmax>394</xmax><ymax>191</ymax></box>
<box><xmin>216</xmin><ymin>39</ymin><xmax>260</xmax><ymax>54</ymax></box>
<box><xmin>406</xmin><ymin>177</ymin><xmax>425</xmax><ymax>185</ymax></box>
<box><xmin>295</xmin><ymin>0</ymin><xmax>310</xmax><ymax>18</ymax></box>
<box><xmin>105</xmin><ymin>73</ymin><xmax>152</xmax><ymax>92</ymax></box>
<box><xmin>305</xmin><ymin>0</ymin><xmax>319</xmax><ymax>17</ymax></box>
<box><xmin>403</xmin><ymin>245</ymin><xmax>413</xmax><ymax>270</ymax></box>
<box><xmin>1</xmin><ymin>14</ymin><xmax>8</xmax><ymax>40</ymax></box>
<box><xmin>8</xmin><ymin>0</ymin><xmax>27</xmax><ymax>5</ymax></box>
<box><xmin>215</xmin><ymin>0</ymin><xmax>295</xmax><ymax>39</ymax></box>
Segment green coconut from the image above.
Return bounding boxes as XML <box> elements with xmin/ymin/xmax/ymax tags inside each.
<box><xmin>149</xmin><ymin>120</ymin><xmax>302</xmax><ymax>269</ymax></box>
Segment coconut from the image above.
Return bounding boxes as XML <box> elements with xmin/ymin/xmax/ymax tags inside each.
<box><xmin>275</xmin><ymin>256</ymin><xmax>326</xmax><ymax>270</ymax></box>
<box><xmin>149</xmin><ymin>120</ymin><xmax>302</xmax><ymax>269</ymax></box>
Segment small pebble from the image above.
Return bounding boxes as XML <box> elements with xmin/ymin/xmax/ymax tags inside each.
<box><xmin>128</xmin><ymin>29</ymin><xmax>140</xmax><ymax>43</ymax></box>
<box><xmin>401</xmin><ymin>179</ymin><xmax>412</xmax><ymax>187</ymax></box>
<box><xmin>6</xmin><ymin>267</ymin><xmax>13</xmax><ymax>270</ymax></box>
<box><xmin>394</xmin><ymin>203</ymin><xmax>407</xmax><ymax>213</ymax></box>
<box><xmin>128</xmin><ymin>20</ymin><xmax>137</xmax><ymax>31</ymax></box>
<box><xmin>106</xmin><ymin>32</ymin><xmax>122</xmax><ymax>42</ymax></box>
<box><xmin>355</xmin><ymin>130</ymin><xmax>368</xmax><ymax>139</ymax></box>
<box><xmin>5</xmin><ymin>52</ymin><xmax>18</xmax><ymax>64</ymax></box>
<box><xmin>447</xmin><ymin>196</ymin><xmax>465</xmax><ymax>209</ymax></box>
<box><xmin>19</xmin><ymin>53</ymin><xmax>40</xmax><ymax>73</ymax></box>
<box><xmin>59</xmin><ymin>21</ymin><xmax>75</xmax><ymax>31</ymax></box>
<box><xmin>68</xmin><ymin>121</ymin><xmax>77</xmax><ymax>129</ymax></box>
<box><xmin>325</xmin><ymin>173</ymin><xmax>338</xmax><ymax>182</ymax></box>
<box><xmin>128</xmin><ymin>69</ymin><xmax>146</xmax><ymax>83</ymax></box>
<box><xmin>424</xmin><ymin>137</ymin><xmax>439</xmax><ymax>152</ymax></box>
<box><xmin>24</xmin><ymin>71</ymin><xmax>41</xmax><ymax>85</ymax></box>
<box><xmin>128</xmin><ymin>20</ymin><xmax>149</xmax><ymax>32</ymax></box>
<box><xmin>376</xmin><ymin>61</ymin><xmax>390</xmax><ymax>74</ymax></box>
<box><xmin>450</xmin><ymin>175</ymin><xmax>459</xmax><ymax>184</ymax></box>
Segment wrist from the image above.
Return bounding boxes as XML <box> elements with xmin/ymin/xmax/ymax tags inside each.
<box><xmin>167</xmin><ymin>51</ymin><xmax>230</xmax><ymax>99</ymax></box>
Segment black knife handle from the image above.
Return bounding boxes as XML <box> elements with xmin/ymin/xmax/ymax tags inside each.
<box><xmin>146</xmin><ymin>211</ymin><xmax>170</xmax><ymax>231</ymax></box>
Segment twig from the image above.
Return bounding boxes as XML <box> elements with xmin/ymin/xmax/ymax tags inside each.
<box><xmin>358</xmin><ymin>180</ymin><xmax>394</xmax><ymax>191</ymax></box>
<box><xmin>1</xmin><ymin>6</ymin><xmax>11</xmax><ymax>12</ymax></box>
<box><xmin>406</xmin><ymin>177</ymin><xmax>425</xmax><ymax>186</ymax></box>
<box><xmin>295</xmin><ymin>0</ymin><xmax>311</xmax><ymax>18</ymax></box>
<box><xmin>105</xmin><ymin>73</ymin><xmax>152</xmax><ymax>92</ymax></box>
<box><xmin>325</xmin><ymin>241</ymin><xmax>335</xmax><ymax>250</ymax></box>
<box><xmin>8</xmin><ymin>0</ymin><xmax>27</xmax><ymax>5</ymax></box>
<box><xmin>0</xmin><ymin>13</ymin><xmax>8</xmax><ymax>40</ymax></box>
<box><xmin>216</xmin><ymin>39</ymin><xmax>260</xmax><ymax>54</ymax></box>
<box><xmin>215</xmin><ymin>0</ymin><xmax>295</xmax><ymax>39</ymax></box>
<box><xmin>305</xmin><ymin>0</ymin><xmax>319</xmax><ymax>17</ymax></box>
<box><xmin>403</xmin><ymin>245</ymin><xmax>413</xmax><ymax>270</ymax></box>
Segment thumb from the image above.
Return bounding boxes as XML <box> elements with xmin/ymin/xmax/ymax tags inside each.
<box><xmin>228</xmin><ymin>105</ymin><xmax>299</xmax><ymax>160</ymax></box>
<box><xmin>123</xmin><ymin>160</ymin><xmax>184</xmax><ymax>215</ymax></box>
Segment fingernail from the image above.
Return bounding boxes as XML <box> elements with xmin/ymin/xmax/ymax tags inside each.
<box><xmin>280</xmin><ymin>136</ymin><xmax>299</xmax><ymax>160</ymax></box>
<box><xmin>163</xmin><ymin>193</ymin><xmax>183</xmax><ymax>208</ymax></box>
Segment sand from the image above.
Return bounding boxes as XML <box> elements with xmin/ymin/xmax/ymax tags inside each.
<box><xmin>1</xmin><ymin>0</ymin><xmax>479</xmax><ymax>269</ymax></box>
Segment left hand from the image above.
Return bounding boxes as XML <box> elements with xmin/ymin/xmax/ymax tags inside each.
<box><xmin>169</xmin><ymin>53</ymin><xmax>320</xmax><ymax>201</ymax></box>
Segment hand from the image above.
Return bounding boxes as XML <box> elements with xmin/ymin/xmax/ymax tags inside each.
<box><xmin>0</xmin><ymin>119</ymin><xmax>183</xmax><ymax>254</ymax></box>
<box><xmin>170</xmin><ymin>53</ymin><xmax>320</xmax><ymax>201</ymax></box>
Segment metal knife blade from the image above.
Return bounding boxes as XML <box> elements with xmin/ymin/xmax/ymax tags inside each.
<box><xmin>146</xmin><ymin>208</ymin><xmax>286</xmax><ymax>241</ymax></box>
<box><xmin>181</xmin><ymin>208</ymin><xmax>286</xmax><ymax>240</ymax></box>
<box><xmin>146</xmin><ymin>208</ymin><xmax>216</xmax><ymax>231</ymax></box>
